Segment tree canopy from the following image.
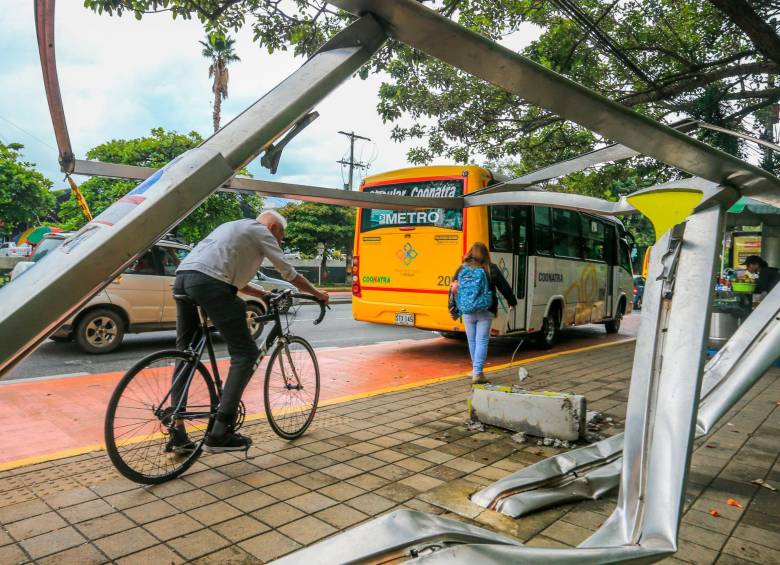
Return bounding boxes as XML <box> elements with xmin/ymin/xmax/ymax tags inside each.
<box><xmin>0</xmin><ymin>142</ymin><xmax>55</xmax><ymax>237</ymax></box>
<box><xmin>59</xmin><ymin>128</ymin><xmax>263</xmax><ymax>242</ymax></box>
<box><xmin>279</xmin><ymin>202</ymin><xmax>355</xmax><ymax>269</ymax></box>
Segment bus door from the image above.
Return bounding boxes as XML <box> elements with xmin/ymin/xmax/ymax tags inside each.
<box><xmin>488</xmin><ymin>206</ymin><xmax>515</xmax><ymax>333</ymax></box>
<box><xmin>510</xmin><ymin>206</ymin><xmax>529</xmax><ymax>330</ymax></box>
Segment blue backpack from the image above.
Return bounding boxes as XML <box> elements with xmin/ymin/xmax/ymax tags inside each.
<box><xmin>456</xmin><ymin>265</ymin><xmax>492</xmax><ymax>314</ymax></box>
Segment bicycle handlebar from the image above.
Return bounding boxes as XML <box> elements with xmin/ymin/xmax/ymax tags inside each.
<box><xmin>269</xmin><ymin>290</ymin><xmax>329</xmax><ymax>325</ymax></box>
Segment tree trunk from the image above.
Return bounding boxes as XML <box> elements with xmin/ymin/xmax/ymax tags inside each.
<box><xmin>213</xmin><ymin>90</ymin><xmax>221</xmax><ymax>132</ymax></box>
<box><xmin>708</xmin><ymin>0</ymin><xmax>780</xmax><ymax>67</ymax></box>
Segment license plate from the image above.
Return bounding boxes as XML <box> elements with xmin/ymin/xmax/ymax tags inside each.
<box><xmin>395</xmin><ymin>312</ymin><xmax>415</xmax><ymax>326</ymax></box>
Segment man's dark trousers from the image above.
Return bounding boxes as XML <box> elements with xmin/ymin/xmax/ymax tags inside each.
<box><xmin>174</xmin><ymin>271</ymin><xmax>259</xmax><ymax>429</ymax></box>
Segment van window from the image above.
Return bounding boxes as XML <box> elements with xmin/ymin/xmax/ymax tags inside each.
<box><xmin>489</xmin><ymin>206</ymin><xmax>512</xmax><ymax>252</ymax></box>
<box><xmin>158</xmin><ymin>246</ymin><xmax>187</xmax><ymax>277</ymax></box>
<box><xmin>552</xmin><ymin>208</ymin><xmax>581</xmax><ymax>258</ymax></box>
<box><xmin>582</xmin><ymin>216</ymin><xmax>606</xmax><ymax>261</ymax></box>
<box><xmin>124</xmin><ymin>251</ymin><xmax>157</xmax><ymax>276</ymax></box>
<box><xmin>533</xmin><ymin>207</ymin><xmax>552</xmax><ymax>255</ymax></box>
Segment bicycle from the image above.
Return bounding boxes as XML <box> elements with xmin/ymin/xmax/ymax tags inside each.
<box><xmin>104</xmin><ymin>289</ymin><xmax>327</xmax><ymax>484</ymax></box>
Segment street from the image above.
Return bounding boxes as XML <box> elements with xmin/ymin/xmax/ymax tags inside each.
<box><xmin>5</xmin><ymin>303</ymin><xmax>433</xmax><ymax>381</ymax></box>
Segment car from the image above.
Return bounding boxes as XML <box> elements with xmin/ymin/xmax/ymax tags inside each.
<box><xmin>27</xmin><ymin>237</ymin><xmax>267</xmax><ymax>353</ymax></box>
<box><xmin>252</xmin><ymin>271</ymin><xmax>298</xmax><ymax>312</ymax></box>
<box><xmin>9</xmin><ymin>232</ymin><xmax>72</xmax><ymax>280</ymax></box>
<box><xmin>0</xmin><ymin>242</ymin><xmax>32</xmax><ymax>257</ymax></box>
<box><xmin>632</xmin><ymin>275</ymin><xmax>645</xmax><ymax>310</ymax></box>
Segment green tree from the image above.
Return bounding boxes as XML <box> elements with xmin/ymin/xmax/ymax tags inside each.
<box><xmin>200</xmin><ymin>32</ymin><xmax>241</xmax><ymax>132</ymax></box>
<box><xmin>0</xmin><ymin>142</ymin><xmax>55</xmax><ymax>237</ymax></box>
<box><xmin>59</xmin><ymin>128</ymin><xmax>263</xmax><ymax>242</ymax></box>
<box><xmin>279</xmin><ymin>202</ymin><xmax>355</xmax><ymax>275</ymax></box>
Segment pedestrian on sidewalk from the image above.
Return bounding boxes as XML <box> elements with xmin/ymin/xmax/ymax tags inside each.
<box><xmin>449</xmin><ymin>242</ymin><xmax>516</xmax><ymax>384</ymax></box>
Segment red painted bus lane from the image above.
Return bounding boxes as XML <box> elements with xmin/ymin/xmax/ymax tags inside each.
<box><xmin>0</xmin><ymin>318</ymin><xmax>636</xmax><ymax>468</ymax></box>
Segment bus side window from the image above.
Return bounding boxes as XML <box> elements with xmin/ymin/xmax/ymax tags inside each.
<box><xmin>582</xmin><ymin>216</ymin><xmax>606</xmax><ymax>261</ymax></box>
<box><xmin>619</xmin><ymin>238</ymin><xmax>633</xmax><ymax>274</ymax></box>
<box><xmin>533</xmin><ymin>207</ymin><xmax>553</xmax><ymax>255</ymax></box>
<box><xmin>552</xmin><ymin>208</ymin><xmax>582</xmax><ymax>258</ymax></box>
<box><xmin>605</xmin><ymin>225</ymin><xmax>617</xmax><ymax>265</ymax></box>
<box><xmin>489</xmin><ymin>206</ymin><xmax>512</xmax><ymax>252</ymax></box>
<box><xmin>511</xmin><ymin>206</ymin><xmax>529</xmax><ymax>254</ymax></box>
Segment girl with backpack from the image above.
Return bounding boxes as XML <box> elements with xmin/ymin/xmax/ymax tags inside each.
<box><xmin>449</xmin><ymin>242</ymin><xmax>517</xmax><ymax>384</ymax></box>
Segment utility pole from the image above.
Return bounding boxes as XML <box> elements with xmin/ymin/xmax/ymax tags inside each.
<box><xmin>337</xmin><ymin>130</ymin><xmax>371</xmax><ymax>190</ymax></box>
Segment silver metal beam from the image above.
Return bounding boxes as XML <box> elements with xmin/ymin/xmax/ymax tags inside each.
<box><xmin>0</xmin><ymin>15</ymin><xmax>387</xmax><ymax>379</ymax></box>
<box><xmin>69</xmin><ymin>159</ymin><xmax>461</xmax><ymax>210</ymax></box>
<box><xmin>329</xmin><ymin>0</ymin><xmax>780</xmax><ymax>206</ymax></box>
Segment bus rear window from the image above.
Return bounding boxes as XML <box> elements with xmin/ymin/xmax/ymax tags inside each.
<box><xmin>360</xmin><ymin>179</ymin><xmax>464</xmax><ymax>232</ymax></box>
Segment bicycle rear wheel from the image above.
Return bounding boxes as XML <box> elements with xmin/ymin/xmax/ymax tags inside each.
<box><xmin>264</xmin><ymin>336</ymin><xmax>320</xmax><ymax>439</ymax></box>
<box><xmin>105</xmin><ymin>350</ymin><xmax>217</xmax><ymax>484</ymax></box>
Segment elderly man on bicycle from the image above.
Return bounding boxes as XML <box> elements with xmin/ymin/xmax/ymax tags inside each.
<box><xmin>172</xmin><ymin>210</ymin><xmax>329</xmax><ymax>453</ymax></box>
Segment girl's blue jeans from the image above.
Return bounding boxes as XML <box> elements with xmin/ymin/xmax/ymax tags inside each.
<box><xmin>463</xmin><ymin>310</ymin><xmax>493</xmax><ymax>375</ymax></box>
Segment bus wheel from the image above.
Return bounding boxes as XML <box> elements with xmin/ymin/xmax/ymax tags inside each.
<box><xmin>537</xmin><ymin>309</ymin><xmax>559</xmax><ymax>349</ymax></box>
<box><xmin>439</xmin><ymin>331</ymin><xmax>466</xmax><ymax>340</ymax></box>
<box><xmin>605</xmin><ymin>302</ymin><xmax>625</xmax><ymax>334</ymax></box>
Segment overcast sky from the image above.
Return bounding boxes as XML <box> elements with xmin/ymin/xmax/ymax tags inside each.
<box><xmin>0</xmin><ymin>2</ymin><xmax>540</xmax><ymax>192</ymax></box>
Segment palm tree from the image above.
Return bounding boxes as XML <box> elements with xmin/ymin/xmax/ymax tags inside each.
<box><xmin>200</xmin><ymin>33</ymin><xmax>241</xmax><ymax>132</ymax></box>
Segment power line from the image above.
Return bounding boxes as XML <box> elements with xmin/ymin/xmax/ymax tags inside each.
<box><xmin>0</xmin><ymin>114</ymin><xmax>58</xmax><ymax>152</ymax></box>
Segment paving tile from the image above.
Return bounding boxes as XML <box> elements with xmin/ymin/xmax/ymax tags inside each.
<box><xmin>315</xmin><ymin>504</ymin><xmax>370</xmax><ymax>529</ymax></box>
<box><xmin>417</xmin><ymin>450</ymin><xmax>457</xmax><ymax>464</ymax></box>
<box><xmin>269</xmin><ymin>462</ymin><xmax>309</xmax><ymax>478</ymax></box>
<box><xmin>251</xmin><ymin>502</ymin><xmax>306</xmax><ymax>528</ymax></box>
<box><xmin>318</xmin><ymin>482</ymin><xmax>366</xmax><ymax>502</ymax></box>
<box><xmin>239</xmin><ymin>530</ymin><xmax>301</xmax><ymax>562</ymax></box>
<box><xmin>33</xmin><ymin>541</ymin><xmax>106</xmax><ymax>565</ymax></box>
<box><xmin>93</xmin><ymin>527</ymin><xmax>158</xmax><ymax>560</ymax></box>
<box><xmin>184</xmin><ymin>469</ymin><xmax>231</xmax><ymax>488</ymax></box>
<box><xmin>0</xmin><ymin>543</ymin><xmax>29</xmax><ymax>565</ymax></box>
<box><xmin>6</xmin><ymin>511</ymin><xmax>67</xmax><ymax>540</ymax></box>
<box><xmin>683</xmin><ymin>509</ymin><xmax>737</xmax><ymax>536</ymax></box>
<box><xmin>347</xmin><ymin>442</ymin><xmax>383</xmax><ymax>455</ymax></box>
<box><xmin>105</xmin><ymin>488</ymin><xmax>159</xmax><ymax>510</ymax></box>
<box><xmin>46</xmin><ymin>487</ymin><xmax>99</xmax><ymax>510</ymax></box>
<box><xmin>346</xmin><ymin>473</ymin><xmax>390</xmax><ymax>490</ymax></box>
<box><xmin>345</xmin><ymin>492</ymin><xmax>396</xmax><ymax>516</ymax></box>
<box><xmin>372</xmin><ymin>449</ymin><xmax>408</xmax><ymax>463</ymax></box>
<box><xmin>167</xmin><ymin>528</ymin><xmax>231</xmax><ymax>561</ymax></box>
<box><xmin>123</xmin><ymin>499</ymin><xmax>179</xmax><ymax>525</ymax></box>
<box><xmin>220</xmin><ymin>461</ymin><xmax>259</xmax><ymax>478</ymax></box>
<box><xmin>290</xmin><ymin>470</ymin><xmax>339</xmax><ymax>490</ymax></box>
<box><xmin>444</xmin><ymin>457</ymin><xmax>486</xmax><ymax>473</ymax></box>
<box><xmin>376</xmin><ymin>482</ymin><xmax>420</xmax><ymax>503</ymax></box>
<box><xmin>287</xmin><ymin>491</ymin><xmax>338</xmax><ymax>513</ymax></box>
<box><xmin>371</xmin><ymin>464</ymin><xmax>415</xmax><ymax>481</ymax></box>
<box><xmin>21</xmin><ymin>526</ymin><xmax>87</xmax><ymax>560</ymax></box>
<box><xmin>732</xmin><ymin>523</ymin><xmax>780</xmax><ymax>549</ymax></box>
<box><xmin>279</xmin><ymin>515</ymin><xmax>338</xmax><ymax>545</ymax></box>
<box><xmin>673</xmin><ymin>539</ymin><xmax>719</xmax><ymax>564</ymax></box>
<box><xmin>398</xmin><ymin>473</ymin><xmax>445</xmax><ymax>492</ymax></box>
<box><xmin>320</xmin><ymin>463</ymin><xmax>364</xmax><ymax>480</ymax></box>
<box><xmin>0</xmin><ymin>499</ymin><xmax>50</xmax><ymax>525</ymax></box>
<box><xmin>187</xmin><ymin>501</ymin><xmax>243</xmax><ymax>527</ymax></box>
<box><xmin>721</xmin><ymin>536</ymin><xmax>779</xmax><ymax>565</ymax></box>
<box><xmin>116</xmin><ymin>544</ymin><xmax>184</xmax><ymax>564</ymax></box>
<box><xmin>677</xmin><ymin>523</ymin><xmax>727</xmax><ymax>552</ymax></box>
<box><xmin>145</xmin><ymin>480</ymin><xmax>195</xmax><ymax>498</ymax></box>
<box><xmin>262</xmin><ymin>480</ymin><xmax>309</xmax><ymax>500</ymax></box>
<box><xmin>202</xmin><ymin>479</ymin><xmax>254</xmax><ymax>499</ymax></box>
<box><xmin>166</xmin><ymin>490</ymin><xmax>219</xmax><ymax>512</ymax></box>
<box><xmin>212</xmin><ymin>515</ymin><xmax>270</xmax><ymax>543</ymax></box>
<box><xmin>239</xmin><ymin>469</ymin><xmax>285</xmax><ymax>488</ymax></box>
<box><xmin>298</xmin><ymin>455</ymin><xmax>339</xmax><ymax>470</ymax></box>
<box><xmin>349</xmin><ymin>456</ymin><xmax>387</xmax><ymax>472</ymax></box>
<box><xmin>144</xmin><ymin>513</ymin><xmax>203</xmax><ymax>541</ymax></box>
<box><xmin>75</xmin><ymin>513</ymin><xmax>136</xmax><ymax>540</ymax></box>
<box><xmin>225</xmin><ymin>490</ymin><xmax>277</xmax><ymax>513</ymax></box>
<box><xmin>0</xmin><ymin>529</ymin><xmax>12</xmax><ymax>547</ymax></box>
<box><xmin>542</xmin><ymin>520</ymin><xmax>594</xmax><ymax>546</ymax></box>
<box><xmin>189</xmin><ymin>545</ymin><xmax>256</xmax><ymax>564</ymax></box>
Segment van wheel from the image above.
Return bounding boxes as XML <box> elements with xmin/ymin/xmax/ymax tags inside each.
<box><xmin>76</xmin><ymin>309</ymin><xmax>125</xmax><ymax>354</ymax></box>
<box><xmin>246</xmin><ymin>303</ymin><xmax>266</xmax><ymax>340</ymax></box>
<box><xmin>605</xmin><ymin>302</ymin><xmax>625</xmax><ymax>334</ymax></box>
<box><xmin>537</xmin><ymin>309</ymin><xmax>559</xmax><ymax>349</ymax></box>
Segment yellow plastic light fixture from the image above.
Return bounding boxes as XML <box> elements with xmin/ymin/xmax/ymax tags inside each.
<box><xmin>627</xmin><ymin>189</ymin><xmax>703</xmax><ymax>239</ymax></box>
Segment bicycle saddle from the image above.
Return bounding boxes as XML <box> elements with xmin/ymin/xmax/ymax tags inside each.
<box><xmin>173</xmin><ymin>293</ymin><xmax>197</xmax><ymax>305</ymax></box>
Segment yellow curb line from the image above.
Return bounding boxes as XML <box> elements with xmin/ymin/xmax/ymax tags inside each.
<box><xmin>0</xmin><ymin>337</ymin><xmax>635</xmax><ymax>472</ymax></box>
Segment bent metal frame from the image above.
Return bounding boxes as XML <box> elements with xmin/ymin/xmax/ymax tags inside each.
<box><xmin>1</xmin><ymin>1</ymin><xmax>779</xmax><ymax>563</ymax></box>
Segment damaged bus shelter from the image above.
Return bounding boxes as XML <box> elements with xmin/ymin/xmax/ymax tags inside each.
<box><xmin>1</xmin><ymin>0</ymin><xmax>779</xmax><ymax>562</ymax></box>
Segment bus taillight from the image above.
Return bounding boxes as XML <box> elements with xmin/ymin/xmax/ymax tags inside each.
<box><xmin>352</xmin><ymin>256</ymin><xmax>361</xmax><ymax>297</ymax></box>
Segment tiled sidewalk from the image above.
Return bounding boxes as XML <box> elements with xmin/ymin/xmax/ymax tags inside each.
<box><xmin>0</xmin><ymin>342</ymin><xmax>777</xmax><ymax>564</ymax></box>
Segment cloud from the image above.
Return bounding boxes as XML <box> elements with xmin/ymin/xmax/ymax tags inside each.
<box><xmin>0</xmin><ymin>1</ymin><xmax>541</xmax><ymax>192</ymax></box>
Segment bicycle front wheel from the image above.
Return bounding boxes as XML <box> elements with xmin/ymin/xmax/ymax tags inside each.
<box><xmin>264</xmin><ymin>336</ymin><xmax>320</xmax><ymax>439</ymax></box>
<box><xmin>105</xmin><ymin>350</ymin><xmax>217</xmax><ymax>484</ymax></box>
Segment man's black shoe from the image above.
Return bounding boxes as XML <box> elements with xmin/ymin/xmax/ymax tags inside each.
<box><xmin>204</xmin><ymin>431</ymin><xmax>253</xmax><ymax>453</ymax></box>
<box><xmin>164</xmin><ymin>426</ymin><xmax>196</xmax><ymax>455</ymax></box>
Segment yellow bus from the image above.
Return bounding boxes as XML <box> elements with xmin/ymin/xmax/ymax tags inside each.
<box><xmin>351</xmin><ymin>165</ymin><xmax>633</xmax><ymax>347</ymax></box>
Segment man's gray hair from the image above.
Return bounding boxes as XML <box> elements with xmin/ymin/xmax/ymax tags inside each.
<box><xmin>257</xmin><ymin>210</ymin><xmax>288</xmax><ymax>230</ymax></box>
